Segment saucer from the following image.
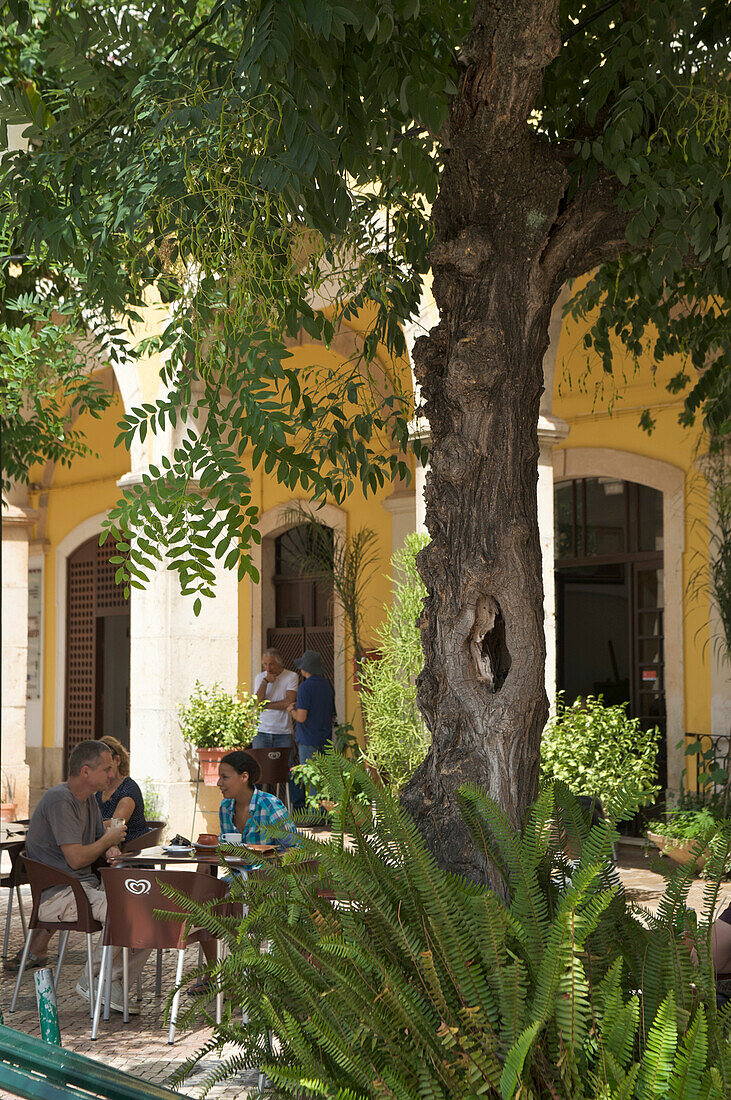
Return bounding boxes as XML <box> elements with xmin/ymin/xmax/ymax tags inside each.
<box><xmin>163</xmin><ymin>845</ymin><xmax>193</xmax><ymax>853</ymax></box>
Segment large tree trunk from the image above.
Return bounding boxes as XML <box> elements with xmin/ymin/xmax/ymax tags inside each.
<box><xmin>402</xmin><ymin>0</ymin><xmax>601</xmax><ymax>880</ymax></box>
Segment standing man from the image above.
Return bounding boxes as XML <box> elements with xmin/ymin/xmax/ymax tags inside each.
<box><xmin>5</xmin><ymin>740</ymin><xmax>150</xmax><ymax>1012</ymax></box>
<box><xmin>253</xmin><ymin>647</ymin><xmax>298</xmax><ymax>749</ymax></box>
<box><xmin>287</xmin><ymin>650</ymin><xmax>335</xmax><ymax>810</ymax></box>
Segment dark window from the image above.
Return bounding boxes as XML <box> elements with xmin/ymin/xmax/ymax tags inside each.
<box><xmin>555</xmin><ymin>478</ymin><xmax>662</xmax><ymax>560</ymax></box>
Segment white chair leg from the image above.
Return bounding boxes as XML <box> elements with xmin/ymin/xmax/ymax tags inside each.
<box><xmin>103</xmin><ymin>950</ymin><xmax>113</xmax><ymax>1021</ymax></box>
<box><xmin>54</xmin><ymin>930</ymin><xmax>69</xmax><ymax>990</ymax></box>
<box><xmin>122</xmin><ymin>947</ymin><xmax>129</xmax><ymax>1023</ymax></box>
<box><xmin>9</xmin><ymin>930</ymin><xmax>33</xmax><ymax>1012</ymax></box>
<box><xmin>17</xmin><ymin>887</ymin><xmax>27</xmax><ymax>939</ymax></box>
<box><xmin>86</xmin><ymin>933</ymin><xmax>96</xmax><ymax>1016</ymax></box>
<box><xmin>168</xmin><ymin>948</ymin><xmax>185</xmax><ymax>1044</ymax></box>
<box><xmin>215</xmin><ymin>939</ymin><xmax>223</xmax><ymax>1025</ymax></box>
<box><xmin>91</xmin><ymin>945</ymin><xmax>110</xmax><ymax>1039</ymax></box>
<box><xmin>2</xmin><ymin>888</ymin><xmax>13</xmax><ymax>958</ymax></box>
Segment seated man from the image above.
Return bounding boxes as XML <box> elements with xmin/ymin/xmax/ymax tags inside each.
<box><xmin>6</xmin><ymin>739</ymin><xmax>150</xmax><ymax>1013</ymax></box>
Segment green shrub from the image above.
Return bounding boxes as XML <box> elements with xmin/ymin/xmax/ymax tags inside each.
<box><xmin>139</xmin><ymin>777</ymin><xmax>163</xmax><ymax>821</ymax></box>
<box><xmin>169</xmin><ymin>756</ymin><xmax>731</xmax><ymax>1100</ymax></box>
<box><xmin>290</xmin><ymin>734</ymin><xmax>371</xmax><ymax>815</ymax></box>
<box><xmin>541</xmin><ymin>693</ymin><xmax>660</xmax><ymax>817</ymax></box>
<box><xmin>648</xmin><ymin>807</ymin><xmax>721</xmax><ymax>842</ymax></box>
<box><xmin>359</xmin><ymin>532</ymin><xmax>430</xmax><ymax>788</ymax></box>
<box><xmin>177</xmin><ymin>680</ymin><xmax>265</xmax><ymax>749</ymax></box>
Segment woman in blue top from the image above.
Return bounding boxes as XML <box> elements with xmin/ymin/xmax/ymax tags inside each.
<box><xmin>216</xmin><ymin>750</ymin><xmax>294</xmax><ymax>843</ymax></box>
<box><xmin>95</xmin><ymin>735</ymin><xmax>148</xmax><ymax>841</ymax></box>
<box><xmin>188</xmin><ymin>750</ymin><xmax>295</xmax><ymax>996</ymax></box>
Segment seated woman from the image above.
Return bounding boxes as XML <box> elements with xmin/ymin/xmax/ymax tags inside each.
<box><xmin>217</xmin><ymin>750</ymin><xmax>295</xmax><ymax>847</ymax></box>
<box><xmin>188</xmin><ymin>750</ymin><xmax>296</xmax><ymax>995</ymax></box>
<box><xmin>95</xmin><ymin>735</ymin><xmax>148</xmax><ymax>842</ymax></box>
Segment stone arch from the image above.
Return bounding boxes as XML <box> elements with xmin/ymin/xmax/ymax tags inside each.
<box><xmin>251</xmin><ymin>500</ymin><xmax>347</xmax><ymax>723</ymax></box>
<box><xmin>553</xmin><ymin>446</ymin><xmax>686</xmax><ymax>791</ymax></box>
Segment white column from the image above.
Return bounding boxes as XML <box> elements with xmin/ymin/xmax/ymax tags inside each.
<box><xmin>409</xmin><ymin>423</ymin><xmax>430</xmax><ymax>536</ymax></box>
<box><xmin>119</xmin><ymin>471</ymin><xmax>240</xmax><ymax>838</ymax></box>
<box><xmin>707</xmin><ymin>469</ymin><xmax>731</xmax><ymax>739</ymax></box>
<box><xmin>381</xmin><ymin>490</ymin><xmax>416</xmax><ymax>556</ymax></box>
<box><xmin>128</xmin><ymin>553</ymin><xmax>239</xmax><ymax>838</ymax></box>
<box><xmin>1</xmin><ymin>498</ymin><xmax>37</xmax><ymax>818</ymax></box>
<box><xmin>537</xmin><ymin>416</ymin><xmax>569</xmax><ymax>708</ymax></box>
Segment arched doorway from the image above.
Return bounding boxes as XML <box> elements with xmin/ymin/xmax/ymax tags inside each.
<box><xmin>65</xmin><ymin>535</ymin><xmax>130</xmax><ymax>765</ymax></box>
<box><xmin>265</xmin><ymin>525</ymin><xmax>335</xmax><ymax>682</ymax></box>
<box><xmin>554</xmin><ymin>476</ymin><xmax>666</xmax><ymax>785</ymax></box>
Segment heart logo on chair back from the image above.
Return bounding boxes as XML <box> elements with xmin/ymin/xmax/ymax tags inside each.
<box><xmin>268</xmin><ymin>752</ymin><xmax>281</xmax><ymax>760</ymax></box>
<box><xmin>125</xmin><ymin>879</ymin><xmax>151</xmax><ymax>895</ymax></box>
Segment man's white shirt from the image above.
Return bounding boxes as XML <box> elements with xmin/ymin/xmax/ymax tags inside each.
<box><xmin>255</xmin><ymin>669</ymin><xmax>298</xmax><ymax>736</ymax></box>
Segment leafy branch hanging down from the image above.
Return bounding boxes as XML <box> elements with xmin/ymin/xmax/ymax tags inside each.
<box><xmin>0</xmin><ymin>0</ymin><xmax>457</xmax><ymax>600</ymax></box>
<box><xmin>0</xmin><ymin>292</ymin><xmax>114</xmax><ymax>493</ymax></box>
<box><xmin>162</xmin><ymin>756</ymin><xmax>731</xmax><ymax>1099</ymax></box>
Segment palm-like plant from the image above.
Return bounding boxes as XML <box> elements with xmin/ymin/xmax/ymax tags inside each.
<box><xmin>282</xmin><ymin>507</ymin><xmax>380</xmax><ymax>663</ymax></box>
<box><xmin>166</xmin><ymin>758</ymin><xmax>731</xmax><ymax>1099</ymax></box>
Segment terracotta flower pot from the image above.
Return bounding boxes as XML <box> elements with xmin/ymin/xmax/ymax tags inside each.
<box><xmin>197</xmin><ymin>747</ymin><xmax>246</xmax><ymax>786</ymax></box>
<box><xmin>647</xmin><ymin>831</ymin><xmax>709</xmax><ymax>870</ymax></box>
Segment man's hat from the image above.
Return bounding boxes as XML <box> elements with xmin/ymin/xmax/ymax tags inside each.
<box><xmin>294</xmin><ymin>650</ymin><xmax>324</xmax><ymax>675</ymax></box>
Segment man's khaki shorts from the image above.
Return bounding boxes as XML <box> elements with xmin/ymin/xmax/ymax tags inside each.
<box><xmin>38</xmin><ymin>882</ymin><xmax>107</xmax><ymax>923</ymax></box>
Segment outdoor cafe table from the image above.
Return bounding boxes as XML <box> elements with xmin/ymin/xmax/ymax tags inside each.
<box><xmin>108</xmin><ymin>845</ymin><xmax>279</xmax><ymax>874</ymax></box>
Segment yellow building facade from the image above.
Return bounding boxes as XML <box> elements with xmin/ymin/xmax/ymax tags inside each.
<box><xmin>1</xmin><ymin>289</ymin><xmax>727</xmax><ymax>832</ymax></box>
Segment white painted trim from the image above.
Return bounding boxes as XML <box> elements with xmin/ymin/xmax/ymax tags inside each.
<box><xmin>53</xmin><ymin>513</ymin><xmax>109</xmax><ymax>750</ymax></box>
<box><xmin>250</xmin><ymin>500</ymin><xmax>347</xmax><ymax>724</ymax></box>
<box><xmin>554</xmin><ymin>447</ymin><xmax>686</xmax><ymax>792</ymax></box>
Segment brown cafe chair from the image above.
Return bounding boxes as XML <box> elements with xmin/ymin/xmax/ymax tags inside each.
<box><xmin>10</xmin><ymin>857</ymin><xmax>103</xmax><ymax>1016</ymax></box>
<box><xmin>2</xmin><ymin>841</ymin><xmax>28</xmax><ymax>960</ymax></box>
<box><xmin>93</xmin><ymin>867</ymin><xmax>228</xmax><ymax>1043</ymax></box>
<box><xmin>246</xmin><ymin>747</ymin><xmax>292</xmax><ymax>811</ymax></box>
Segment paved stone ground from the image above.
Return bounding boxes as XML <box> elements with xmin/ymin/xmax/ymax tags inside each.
<box><xmin>0</xmin><ymin>846</ymin><xmax>728</xmax><ymax>1099</ymax></box>
<box><xmin>0</xmin><ymin>883</ymin><xmax>259</xmax><ymax>1099</ymax></box>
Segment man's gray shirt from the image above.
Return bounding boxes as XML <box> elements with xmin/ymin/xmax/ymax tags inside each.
<box><xmin>26</xmin><ymin>783</ymin><xmax>104</xmax><ymax>896</ymax></box>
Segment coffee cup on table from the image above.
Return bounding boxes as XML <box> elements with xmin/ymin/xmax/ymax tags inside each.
<box><xmin>220</xmin><ymin>832</ymin><xmax>241</xmax><ymax>845</ymax></box>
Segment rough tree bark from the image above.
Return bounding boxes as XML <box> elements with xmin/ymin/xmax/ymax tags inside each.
<box><xmin>401</xmin><ymin>0</ymin><xmax>630</xmax><ymax>881</ymax></box>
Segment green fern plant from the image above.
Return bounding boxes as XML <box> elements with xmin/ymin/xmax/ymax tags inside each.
<box><xmin>162</xmin><ymin>757</ymin><xmax>731</xmax><ymax>1099</ymax></box>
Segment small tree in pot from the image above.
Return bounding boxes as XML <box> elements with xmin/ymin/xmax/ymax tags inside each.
<box><xmin>179</xmin><ymin>681</ymin><xmax>266</xmax><ymax>785</ymax></box>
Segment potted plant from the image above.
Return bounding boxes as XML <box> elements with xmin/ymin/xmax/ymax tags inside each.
<box><xmin>646</xmin><ymin>807</ymin><xmax>721</xmax><ymax>870</ymax></box>
<box><xmin>1</xmin><ymin>770</ymin><xmax>17</xmax><ymax>822</ymax></box>
<box><xmin>179</xmin><ymin>681</ymin><xmax>266</xmax><ymax>785</ymax></box>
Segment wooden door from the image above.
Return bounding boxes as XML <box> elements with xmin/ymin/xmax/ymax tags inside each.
<box><xmin>65</xmin><ymin>536</ymin><xmax>129</xmax><ymax>766</ymax></box>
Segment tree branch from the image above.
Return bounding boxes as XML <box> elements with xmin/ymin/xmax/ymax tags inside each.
<box><xmin>537</xmin><ymin>171</ymin><xmax>631</xmax><ymax>292</ymax></box>
<box><xmin>563</xmin><ymin>1</ymin><xmax>622</xmax><ymax>43</ymax></box>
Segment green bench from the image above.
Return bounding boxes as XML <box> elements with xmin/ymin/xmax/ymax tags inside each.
<box><xmin>0</xmin><ymin>1023</ymin><xmax>193</xmax><ymax>1100</ymax></box>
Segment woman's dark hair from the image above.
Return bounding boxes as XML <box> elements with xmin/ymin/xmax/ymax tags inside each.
<box><xmin>221</xmin><ymin>750</ymin><xmax>260</xmax><ymax>786</ymax></box>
